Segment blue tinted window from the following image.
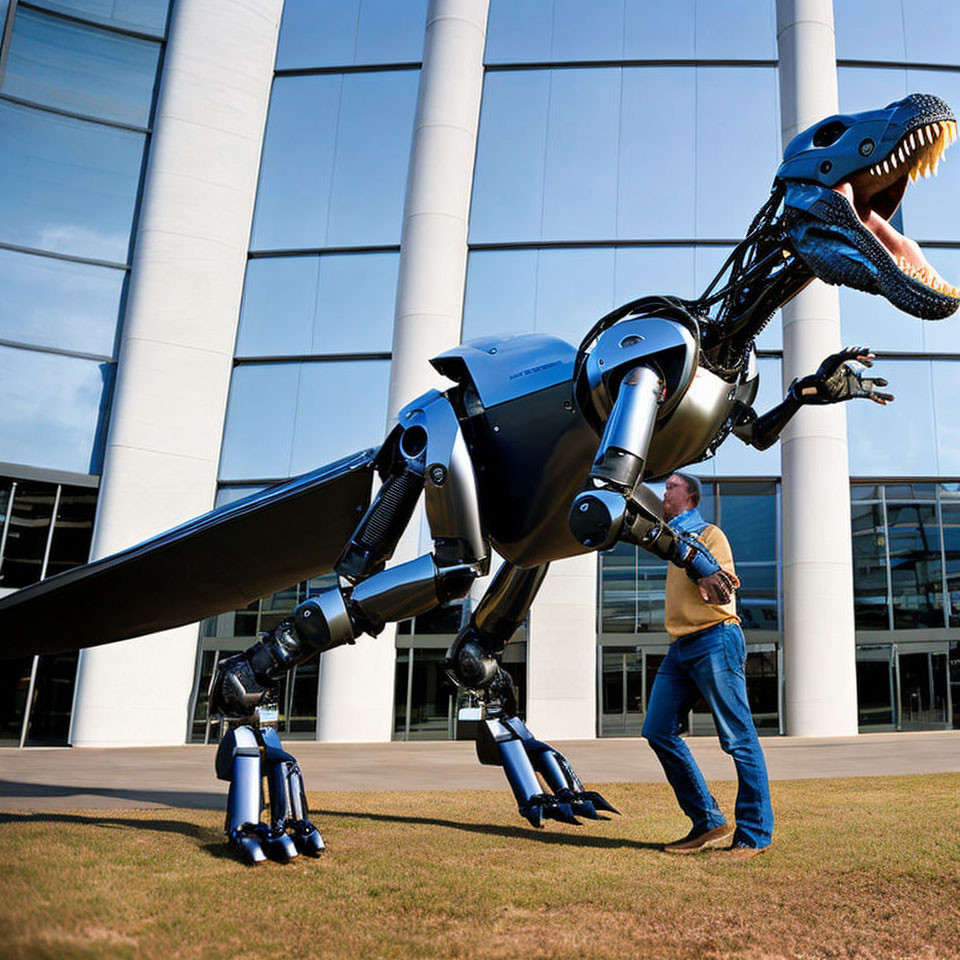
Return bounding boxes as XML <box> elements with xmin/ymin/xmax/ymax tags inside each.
<box><xmin>289</xmin><ymin>361</ymin><xmax>390</xmax><ymax>475</ymax></box>
<box><xmin>0</xmin><ymin>101</ymin><xmax>144</xmax><ymax>262</ymax></box>
<box><xmin>354</xmin><ymin>0</ymin><xmax>427</xmax><ymax>65</ymax></box>
<box><xmin>696</xmin><ymin>67</ymin><xmax>780</xmax><ymax>239</ymax></box>
<box><xmin>624</xmin><ymin>0</ymin><xmax>694</xmax><ymax>59</ymax></box>
<box><xmin>840</xmin><ymin>286</ymin><xmax>925</xmax><ymax>353</ymax></box>
<box><xmin>31</xmin><ymin>0</ymin><xmax>168</xmax><ymax>36</ymax></box>
<box><xmin>694</xmin><ymin>0</ymin><xmax>776</xmax><ymax>60</ymax></box>
<box><xmin>485</xmin><ymin>0</ymin><xmax>772</xmax><ymax>64</ymax></box>
<box><xmin>615</xmin><ymin>246</ymin><xmax>696</xmax><ymax>302</ymax></box>
<box><xmin>237</xmin><ymin>258</ymin><xmax>317</xmax><ymax>357</ymax></box>
<box><xmin>920</xmin><ymin>250</ymin><xmax>960</xmax><ymax>353</ymax></box>
<box><xmin>470</xmin><ymin>70</ymin><xmax>550</xmax><ymax>243</ymax></box>
<box><xmin>462</xmin><ymin>250</ymin><xmax>538</xmax><ymax>341</ymax></box>
<box><xmin>542</xmin><ymin>68</ymin><xmax>620</xmax><ymax>241</ymax></box>
<box><xmin>484</xmin><ymin>0</ymin><xmax>552</xmax><ymax>64</ymax></box>
<box><xmin>932</xmin><ymin>361</ymin><xmax>960</xmax><ymax>474</ymax></box>
<box><xmin>551</xmin><ymin>0</ymin><xmax>623</xmax><ymax>61</ymax></box>
<box><xmin>219</xmin><ymin>365</ymin><xmax>300</xmax><ymax>480</ymax></box>
<box><xmin>837</xmin><ymin>66</ymin><xmax>908</xmax><ymax>116</ymax></box>
<box><xmin>464</xmin><ymin>246</ymin><xmax>701</xmax><ymax>345</ymax></box>
<box><xmin>277</xmin><ymin>0</ymin><xmax>359</xmax><ymax>69</ymax></box>
<box><xmin>834</xmin><ymin>0</ymin><xmax>905</xmax><ymax>61</ymax></box>
<box><xmin>312</xmin><ymin>252</ymin><xmax>398</xmax><ymax>353</ymax></box>
<box><xmin>251</xmin><ymin>75</ymin><xmax>341</xmax><ymax>251</ymax></box>
<box><xmin>0</xmin><ymin>247</ymin><xmax>124</xmax><ymax>356</ymax></box>
<box><xmin>0</xmin><ymin>346</ymin><xmax>111</xmax><ymax>475</ymax></box>
<box><xmin>904</xmin><ymin>1</ymin><xmax>960</xmax><ymax>65</ymax></box>
<box><xmin>326</xmin><ymin>71</ymin><xmax>419</xmax><ymax>246</ymax></box>
<box><xmin>901</xmin><ymin>69</ymin><xmax>960</xmax><ymax>241</ymax></box>
<box><xmin>533</xmin><ymin>248</ymin><xmax>616</xmax><ymax>344</ymax></box>
<box><xmin>847</xmin><ymin>360</ymin><xmax>937</xmax><ymax>476</ymax></box>
<box><xmin>619</xmin><ymin>68</ymin><xmax>696</xmax><ymax>240</ymax></box>
<box><xmin>237</xmin><ymin>252</ymin><xmax>398</xmax><ymax>357</ymax></box>
<box><xmin>251</xmin><ymin>71</ymin><xmax>418</xmax><ymax>251</ymax></box>
<box><xmin>717</xmin><ymin>481</ymin><xmax>777</xmax><ymax>562</ymax></box>
<box><xmin>220</xmin><ymin>360</ymin><xmax>390</xmax><ymax>481</ymax></box>
<box><xmin>3</xmin><ymin>7</ymin><xmax>160</xmax><ymax>126</ymax></box>
<box><xmin>277</xmin><ymin>0</ymin><xmax>426</xmax><ymax>70</ymax></box>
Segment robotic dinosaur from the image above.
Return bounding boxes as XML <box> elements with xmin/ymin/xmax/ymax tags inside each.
<box><xmin>1</xmin><ymin>94</ymin><xmax>957</xmax><ymax>863</ymax></box>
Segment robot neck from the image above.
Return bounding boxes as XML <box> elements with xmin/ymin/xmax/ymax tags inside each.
<box><xmin>697</xmin><ymin>188</ymin><xmax>814</xmax><ymax>374</ymax></box>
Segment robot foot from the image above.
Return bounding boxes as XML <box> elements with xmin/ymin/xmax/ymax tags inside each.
<box><xmin>290</xmin><ymin>819</ymin><xmax>325</xmax><ymax>856</ymax></box>
<box><xmin>475</xmin><ymin>714</ymin><xmax>620</xmax><ymax>828</ymax></box>
<box><xmin>229</xmin><ymin>824</ymin><xmax>269</xmax><ymax>865</ymax></box>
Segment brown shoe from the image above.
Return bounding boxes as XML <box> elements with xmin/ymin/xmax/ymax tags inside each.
<box><xmin>663</xmin><ymin>823</ymin><xmax>734</xmax><ymax>854</ymax></box>
<box><xmin>710</xmin><ymin>841</ymin><xmax>771</xmax><ymax>861</ymax></box>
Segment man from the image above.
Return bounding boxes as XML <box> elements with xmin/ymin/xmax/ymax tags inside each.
<box><xmin>642</xmin><ymin>472</ymin><xmax>773</xmax><ymax>858</ymax></box>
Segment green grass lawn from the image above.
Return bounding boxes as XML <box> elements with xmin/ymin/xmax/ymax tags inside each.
<box><xmin>1</xmin><ymin>774</ymin><xmax>959</xmax><ymax>960</ymax></box>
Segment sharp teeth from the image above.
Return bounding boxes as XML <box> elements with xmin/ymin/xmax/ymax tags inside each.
<box><xmin>898</xmin><ymin>146</ymin><xmax>907</xmax><ymax>162</ymax></box>
<box><xmin>883</xmin><ymin>159</ymin><xmax>890</xmax><ymax>173</ymax></box>
<box><xmin>909</xmin><ymin>133</ymin><xmax>917</xmax><ymax>150</ymax></box>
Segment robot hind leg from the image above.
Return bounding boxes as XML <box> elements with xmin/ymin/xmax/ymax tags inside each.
<box><xmin>261</xmin><ymin>726</ymin><xmax>325</xmax><ymax>857</ymax></box>
<box><xmin>215</xmin><ymin>724</ymin><xmax>268</xmax><ymax>864</ymax></box>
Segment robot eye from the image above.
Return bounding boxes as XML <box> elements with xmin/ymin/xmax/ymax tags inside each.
<box><xmin>813</xmin><ymin>121</ymin><xmax>848</xmax><ymax>147</ymax></box>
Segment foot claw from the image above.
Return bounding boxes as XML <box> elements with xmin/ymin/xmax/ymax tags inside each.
<box><xmin>292</xmin><ymin>821</ymin><xmax>325</xmax><ymax>856</ymax></box>
<box><xmin>579</xmin><ymin>790</ymin><xmax>619</xmax><ymax>815</ymax></box>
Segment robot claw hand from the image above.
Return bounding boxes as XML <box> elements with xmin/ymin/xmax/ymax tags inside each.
<box><xmin>791</xmin><ymin>346</ymin><xmax>894</xmax><ymax>405</ymax></box>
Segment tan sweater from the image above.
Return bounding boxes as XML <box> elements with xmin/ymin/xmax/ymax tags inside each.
<box><xmin>664</xmin><ymin>523</ymin><xmax>740</xmax><ymax>640</ymax></box>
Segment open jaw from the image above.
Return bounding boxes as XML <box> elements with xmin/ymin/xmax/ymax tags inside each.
<box><xmin>834</xmin><ymin>118</ymin><xmax>960</xmax><ymax>300</ymax></box>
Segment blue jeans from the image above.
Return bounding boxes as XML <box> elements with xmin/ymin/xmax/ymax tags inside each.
<box><xmin>641</xmin><ymin>621</ymin><xmax>774</xmax><ymax>848</ymax></box>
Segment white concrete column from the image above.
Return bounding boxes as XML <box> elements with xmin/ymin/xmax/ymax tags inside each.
<box><xmin>70</xmin><ymin>0</ymin><xmax>283</xmax><ymax>747</ymax></box>
<box><xmin>316</xmin><ymin>0</ymin><xmax>490</xmax><ymax>742</ymax></box>
<box><xmin>526</xmin><ymin>553</ymin><xmax>598</xmax><ymax>739</ymax></box>
<box><xmin>777</xmin><ymin>0</ymin><xmax>859</xmax><ymax>736</ymax></box>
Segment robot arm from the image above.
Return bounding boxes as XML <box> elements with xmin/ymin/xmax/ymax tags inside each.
<box><xmin>567</xmin><ymin>362</ymin><xmax>734</xmax><ymax>599</ymax></box>
<box><xmin>734</xmin><ymin>346</ymin><xmax>893</xmax><ymax>451</ymax></box>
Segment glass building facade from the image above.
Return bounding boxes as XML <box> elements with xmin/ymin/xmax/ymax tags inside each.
<box><xmin>5</xmin><ymin>0</ymin><xmax>960</xmax><ymax>744</ymax></box>
<box><xmin>0</xmin><ymin>0</ymin><xmax>171</xmax><ymax>744</ymax></box>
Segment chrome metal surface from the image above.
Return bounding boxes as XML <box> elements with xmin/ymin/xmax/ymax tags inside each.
<box><xmin>399</xmin><ymin>391</ymin><xmax>486</xmax><ymax>564</ymax></box>
<box><xmin>350</xmin><ymin>553</ymin><xmax>440</xmax><ymax>624</ymax></box>
<box><xmin>644</xmin><ymin>365</ymin><xmax>740</xmax><ymax>478</ymax></box>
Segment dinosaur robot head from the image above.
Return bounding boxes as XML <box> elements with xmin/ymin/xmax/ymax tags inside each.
<box><xmin>777</xmin><ymin>93</ymin><xmax>959</xmax><ymax>319</ymax></box>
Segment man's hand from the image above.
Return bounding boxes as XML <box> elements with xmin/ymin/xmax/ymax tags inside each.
<box><xmin>696</xmin><ymin>569</ymin><xmax>740</xmax><ymax>605</ymax></box>
<box><xmin>791</xmin><ymin>346</ymin><xmax>894</xmax><ymax>406</ymax></box>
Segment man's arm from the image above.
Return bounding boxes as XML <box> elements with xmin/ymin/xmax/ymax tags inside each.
<box><xmin>695</xmin><ymin>527</ymin><xmax>739</xmax><ymax>605</ymax></box>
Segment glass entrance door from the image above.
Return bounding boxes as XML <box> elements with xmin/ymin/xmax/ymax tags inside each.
<box><xmin>600</xmin><ymin>647</ymin><xmax>646</xmax><ymax>736</ymax></box>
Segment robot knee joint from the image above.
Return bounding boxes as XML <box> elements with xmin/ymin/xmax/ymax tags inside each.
<box><xmin>445</xmin><ymin>630</ymin><xmax>502</xmax><ymax>689</ymax></box>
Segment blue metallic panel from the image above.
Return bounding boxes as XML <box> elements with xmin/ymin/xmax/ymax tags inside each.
<box><xmin>431</xmin><ymin>333</ymin><xmax>577</xmax><ymax>409</ymax></box>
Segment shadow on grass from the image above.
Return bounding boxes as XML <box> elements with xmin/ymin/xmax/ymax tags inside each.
<box><xmin>0</xmin><ymin>810</ymin><xmax>223</xmax><ymax>843</ymax></box>
<box><xmin>312</xmin><ymin>807</ymin><xmax>664</xmax><ymax>851</ymax></box>
<box><xmin>0</xmin><ymin>779</ymin><xmax>224</xmax><ymax>809</ymax></box>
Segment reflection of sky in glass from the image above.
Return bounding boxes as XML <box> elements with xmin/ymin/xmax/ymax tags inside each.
<box><xmin>219</xmin><ymin>360</ymin><xmax>390</xmax><ymax>481</ymax></box>
<box><xmin>3</xmin><ymin>8</ymin><xmax>160</xmax><ymax>126</ymax></box>
<box><xmin>847</xmin><ymin>360</ymin><xmax>937</xmax><ymax>476</ymax></box>
<box><xmin>252</xmin><ymin>72</ymin><xmax>418</xmax><ymax>251</ymax></box>
<box><xmin>471</xmin><ymin>66</ymin><xmax>779</xmax><ymax>244</ymax></box>
<box><xmin>0</xmin><ymin>247</ymin><xmax>124</xmax><ymax>356</ymax></box>
<box><xmin>237</xmin><ymin>253</ymin><xmax>398</xmax><ymax>357</ymax></box>
<box><xmin>277</xmin><ymin>0</ymin><xmax>426</xmax><ymax>70</ymax></box>
<box><xmin>0</xmin><ymin>345</ymin><xmax>111</xmax><ymax>475</ymax></box>
<box><xmin>0</xmin><ymin>101</ymin><xmax>143</xmax><ymax>262</ymax></box>
<box><xmin>484</xmin><ymin>0</ymin><xmax>775</xmax><ymax>63</ymax></box>
<box><xmin>30</xmin><ymin>0</ymin><xmax>169</xmax><ymax>37</ymax></box>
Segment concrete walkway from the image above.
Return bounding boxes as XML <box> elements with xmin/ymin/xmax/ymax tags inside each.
<box><xmin>1</xmin><ymin>731</ymin><xmax>957</xmax><ymax>811</ymax></box>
